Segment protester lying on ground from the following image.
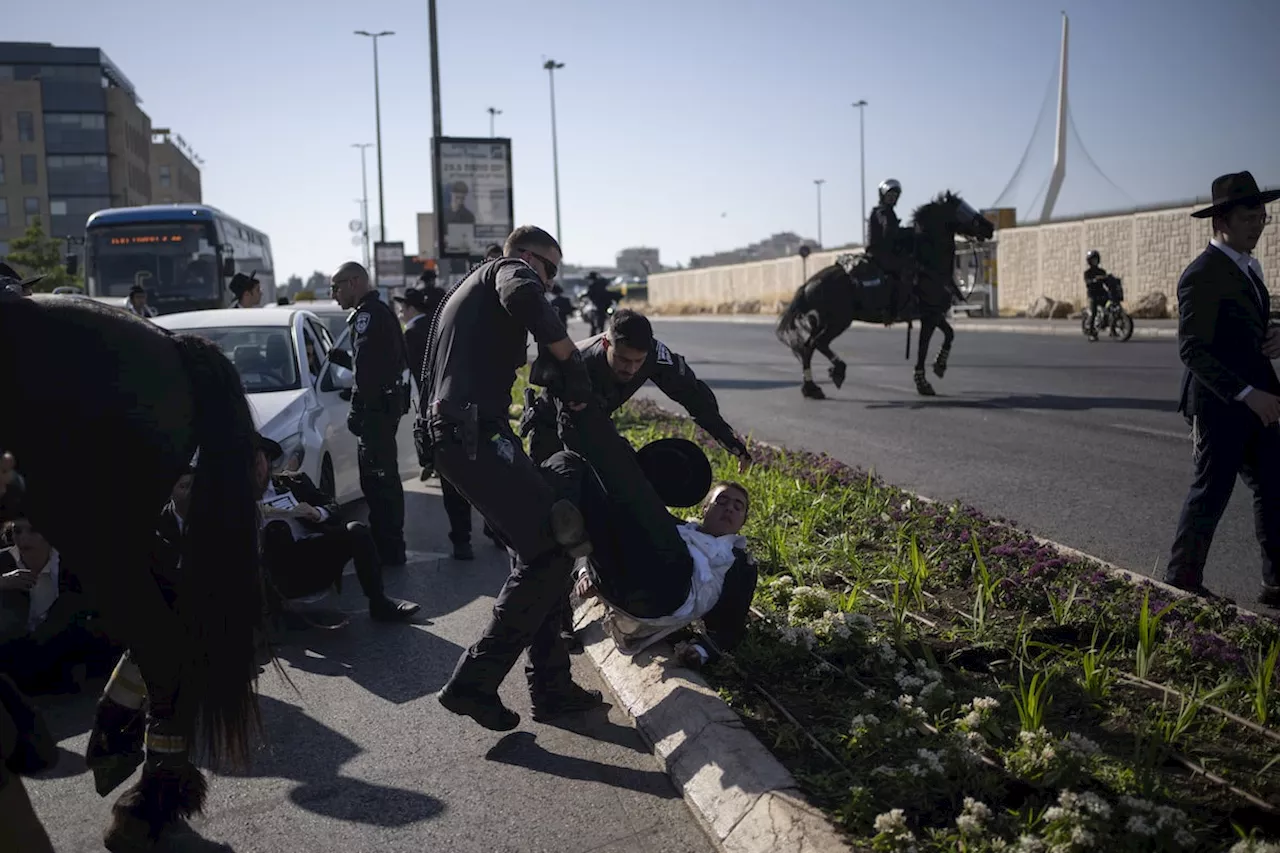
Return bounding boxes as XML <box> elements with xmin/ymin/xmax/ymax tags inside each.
<box><xmin>253</xmin><ymin>433</ymin><xmax>419</xmax><ymax>624</ymax></box>
<box><xmin>0</xmin><ymin>516</ymin><xmax>120</xmax><ymax>694</ymax></box>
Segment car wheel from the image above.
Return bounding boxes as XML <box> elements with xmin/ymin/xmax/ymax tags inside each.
<box><xmin>319</xmin><ymin>455</ymin><xmax>335</xmax><ymax>499</ymax></box>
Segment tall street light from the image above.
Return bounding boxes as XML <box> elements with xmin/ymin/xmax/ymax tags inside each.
<box><xmin>488</xmin><ymin>106</ymin><xmax>502</xmax><ymax>137</ymax></box>
<box><xmin>852</xmin><ymin>99</ymin><xmax>868</xmax><ymax>245</ymax></box>
<box><xmin>813</xmin><ymin>179</ymin><xmax>826</xmax><ymax>248</ymax></box>
<box><xmin>355</xmin><ymin>29</ymin><xmax>394</xmax><ymax>244</ymax></box>
<box><xmin>352</xmin><ymin>143</ymin><xmax>373</xmax><ymax>269</ymax></box>
<box><xmin>543</xmin><ymin>59</ymin><xmax>565</xmax><ymax>244</ymax></box>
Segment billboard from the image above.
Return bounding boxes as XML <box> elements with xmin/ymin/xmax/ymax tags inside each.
<box><xmin>433</xmin><ymin>137</ymin><xmax>514</xmax><ymax>259</ymax></box>
<box><xmin>374</xmin><ymin>241</ymin><xmax>405</xmax><ymax>288</ymax></box>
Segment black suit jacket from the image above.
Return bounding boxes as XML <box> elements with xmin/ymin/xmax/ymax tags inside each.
<box><xmin>404</xmin><ymin>315</ymin><xmax>430</xmax><ymax>395</ymax></box>
<box><xmin>266</xmin><ymin>471</ymin><xmax>341</xmax><ymax>535</ymax></box>
<box><xmin>0</xmin><ymin>549</ymin><xmax>87</xmax><ymax>642</ymax></box>
<box><xmin>1177</xmin><ymin>244</ymin><xmax>1279</xmax><ymax>419</ymax></box>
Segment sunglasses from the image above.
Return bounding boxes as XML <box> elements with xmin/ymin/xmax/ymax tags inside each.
<box><xmin>525</xmin><ymin>251</ymin><xmax>558</xmax><ymax>281</ymax></box>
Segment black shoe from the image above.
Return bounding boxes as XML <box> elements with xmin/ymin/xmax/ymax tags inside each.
<box><xmin>1259</xmin><ymin>584</ymin><xmax>1280</xmax><ymax>608</ymax></box>
<box><xmin>531</xmin><ymin>683</ymin><xmax>604</xmax><ymax>722</ymax></box>
<box><xmin>482</xmin><ymin>525</ymin><xmax>504</xmax><ymax>548</ymax></box>
<box><xmin>453</xmin><ymin>540</ymin><xmax>475</xmax><ymax>560</ymax></box>
<box><xmin>370</xmin><ymin>597</ymin><xmax>420</xmax><ymax>622</ymax></box>
<box><xmin>550</xmin><ymin>499</ymin><xmax>592</xmax><ymax>558</ymax></box>
<box><xmin>560</xmin><ymin>629</ymin><xmax>584</xmax><ymax>654</ymax></box>
<box><xmin>438</xmin><ymin>686</ymin><xmax>520</xmax><ymax>731</ymax></box>
<box><xmin>1166</xmin><ymin>577</ymin><xmax>1221</xmax><ymax>601</ymax></box>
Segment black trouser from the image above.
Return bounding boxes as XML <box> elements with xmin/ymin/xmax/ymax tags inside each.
<box><xmin>440</xmin><ymin>478</ymin><xmax>473</xmax><ymax>545</ymax></box>
<box><xmin>1166</xmin><ymin>403</ymin><xmax>1280</xmax><ymax>588</ymax></box>
<box><xmin>1087</xmin><ymin>296</ymin><xmax>1105</xmax><ymax>333</ymax></box>
<box><xmin>262</xmin><ymin>520</ymin><xmax>389</xmax><ymax>608</ymax></box>
<box><xmin>351</xmin><ymin>405</ymin><xmax>406</xmax><ymax>563</ymax></box>
<box><xmin>0</xmin><ymin>613</ymin><xmax>117</xmax><ymax>694</ymax></box>
<box><xmin>433</xmin><ymin>418</ymin><xmax>585</xmax><ymax>697</ymax></box>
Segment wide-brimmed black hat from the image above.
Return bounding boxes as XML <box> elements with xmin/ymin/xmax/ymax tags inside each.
<box><xmin>0</xmin><ymin>261</ymin><xmax>44</xmax><ymax>290</ymax></box>
<box><xmin>1190</xmin><ymin>171</ymin><xmax>1280</xmax><ymax>219</ymax></box>
<box><xmin>637</xmin><ymin>438</ymin><xmax>712</xmax><ymax>508</ymax></box>
<box><xmin>253</xmin><ymin>433</ymin><xmax>284</xmax><ymax>463</ymax></box>
<box><xmin>393</xmin><ymin>288</ymin><xmax>429</xmax><ymax>312</ymax></box>
<box><xmin>128</xmin><ymin>284</ymin><xmax>147</xmax><ymax>297</ymax></box>
<box><xmin>228</xmin><ymin>272</ymin><xmax>259</xmax><ymax>296</ymax></box>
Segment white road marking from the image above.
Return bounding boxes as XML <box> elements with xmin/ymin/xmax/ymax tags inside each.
<box><xmin>1109</xmin><ymin>423</ymin><xmax>1188</xmax><ymax>441</ymax></box>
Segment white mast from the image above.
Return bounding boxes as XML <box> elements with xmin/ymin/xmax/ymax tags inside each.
<box><xmin>1039</xmin><ymin>12</ymin><xmax>1069</xmax><ymax>223</ymax></box>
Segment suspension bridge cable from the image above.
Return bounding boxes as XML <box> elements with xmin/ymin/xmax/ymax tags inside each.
<box><xmin>1066</xmin><ymin>102</ymin><xmax>1137</xmax><ymax>207</ymax></box>
<box><xmin>990</xmin><ymin>58</ymin><xmax>1061</xmax><ymax>208</ymax></box>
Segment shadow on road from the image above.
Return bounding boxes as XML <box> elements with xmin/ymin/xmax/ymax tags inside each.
<box><xmin>701</xmin><ymin>377</ymin><xmax>806</xmax><ymax>391</ymax></box>
<box><xmin>222</xmin><ymin>694</ymin><xmax>446</xmax><ymax>827</ymax></box>
<box><xmin>484</xmin><ymin>731</ymin><xmax>679</xmax><ymax>799</ymax></box>
<box><xmin>863</xmin><ymin>392</ymin><xmax>1178</xmax><ymax>413</ymax></box>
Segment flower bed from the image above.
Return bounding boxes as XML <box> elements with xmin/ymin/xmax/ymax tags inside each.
<box><xmin>597</xmin><ymin>396</ymin><xmax>1280</xmax><ymax>852</ymax></box>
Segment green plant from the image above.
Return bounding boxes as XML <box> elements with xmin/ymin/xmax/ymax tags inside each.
<box><xmin>1246</xmin><ymin>638</ymin><xmax>1280</xmax><ymax>725</ymax></box>
<box><xmin>1079</xmin><ymin>629</ymin><xmax>1117</xmax><ymax>703</ymax></box>
<box><xmin>1010</xmin><ymin>670</ymin><xmax>1054</xmax><ymax>733</ymax></box>
<box><xmin>1135</xmin><ymin>590</ymin><xmax>1178</xmax><ymax>679</ymax></box>
<box><xmin>1046</xmin><ymin>580</ymin><xmax>1080</xmax><ymax>627</ymax></box>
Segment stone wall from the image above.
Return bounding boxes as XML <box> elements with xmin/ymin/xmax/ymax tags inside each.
<box><xmin>646</xmin><ymin>198</ymin><xmax>1280</xmax><ymax>314</ymax></box>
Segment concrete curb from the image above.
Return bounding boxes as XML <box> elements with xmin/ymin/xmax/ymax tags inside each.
<box><xmin>645</xmin><ymin>313</ymin><xmax>1179</xmax><ymax>339</ymax></box>
<box><xmin>572</xmin><ymin>598</ymin><xmax>854</xmax><ymax>853</ymax></box>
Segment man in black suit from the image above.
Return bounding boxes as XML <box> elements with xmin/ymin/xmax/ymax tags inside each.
<box><xmin>396</xmin><ymin>286</ymin><xmax>487</xmax><ymax>560</ymax></box>
<box><xmin>254</xmin><ymin>434</ymin><xmax>419</xmax><ymax>622</ymax></box>
<box><xmin>1165</xmin><ymin>171</ymin><xmax>1280</xmax><ymax>605</ymax></box>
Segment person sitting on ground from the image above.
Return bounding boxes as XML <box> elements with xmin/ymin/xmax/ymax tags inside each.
<box><xmin>253</xmin><ymin>433</ymin><xmax>419</xmax><ymax>624</ymax></box>
<box><xmin>0</xmin><ymin>517</ymin><xmax>118</xmax><ymax>694</ymax></box>
<box><xmin>572</xmin><ymin>472</ymin><xmax>757</xmax><ymax>666</ymax></box>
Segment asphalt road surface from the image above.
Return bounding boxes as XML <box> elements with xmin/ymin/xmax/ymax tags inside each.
<box><xmin>620</xmin><ymin>318</ymin><xmax>1272</xmax><ymax>610</ymax></box>
<box><xmin>24</xmin><ymin>478</ymin><xmax>715</xmax><ymax>853</ymax></box>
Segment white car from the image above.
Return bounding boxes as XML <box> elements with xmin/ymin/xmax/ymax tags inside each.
<box><xmin>271</xmin><ymin>298</ymin><xmax>352</xmax><ymax>342</ymax></box>
<box><xmin>154</xmin><ymin>307</ymin><xmax>420</xmax><ymax>505</ymax></box>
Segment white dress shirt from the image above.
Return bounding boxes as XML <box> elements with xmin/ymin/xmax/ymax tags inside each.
<box><xmin>7</xmin><ymin>546</ymin><xmax>62</xmax><ymax>632</ymax></box>
<box><xmin>1210</xmin><ymin>239</ymin><xmax>1270</xmax><ymax>401</ymax></box>
<box><xmin>261</xmin><ymin>481</ymin><xmax>329</xmax><ymax>541</ymax></box>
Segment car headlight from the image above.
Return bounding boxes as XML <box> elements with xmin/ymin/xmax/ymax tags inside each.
<box><xmin>274</xmin><ymin>432</ymin><xmax>306</xmax><ymax>473</ymax></box>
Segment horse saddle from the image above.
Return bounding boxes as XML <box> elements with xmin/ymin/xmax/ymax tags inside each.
<box><xmin>840</xmin><ymin>256</ymin><xmax>916</xmax><ymax>325</ymax></box>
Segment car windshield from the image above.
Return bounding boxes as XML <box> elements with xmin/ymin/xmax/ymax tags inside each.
<box><xmin>185</xmin><ymin>326</ymin><xmax>301</xmax><ymax>393</ymax></box>
<box><xmin>317</xmin><ymin>312</ymin><xmax>350</xmax><ymax>341</ymax></box>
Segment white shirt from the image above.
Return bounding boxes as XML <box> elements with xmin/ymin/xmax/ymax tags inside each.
<box><xmin>126</xmin><ymin>302</ymin><xmax>158</xmax><ymax>318</ymax></box>
<box><xmin>6</xmin><ymin>545</ymin><xmax>62</xmax><ymax>633</ymax></box>
<box><xmin>404</xmin><ymin>313</ymin><xmax>427</xmax><ymax>331</ymax></box>
<box><xmin>260</xmin><ymin>481</ymin><xmax>329</xmax><ymax>541</ymax></box>
<box><xmin>1210</xmin><ymin>239</ymin><xmax>1271</xmax><ymax>401</ymax></box>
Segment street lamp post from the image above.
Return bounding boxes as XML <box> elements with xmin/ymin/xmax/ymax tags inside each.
<box><xmin>543</xmin><ymin>59</ymin><xmax>565</xmax><ymax>244</ymax></box>
<box><xmin>852</xmin><ymin>99</ymin><xmax>868</xmax><ymax>245</ymax></box>
<box><xmin>487</xmin><ymin>106</ymin><xmax>502</xmax><ymax>137</ymax></box>
<box><xmin>813</xmin><ymin>179</ymin><xmax>826</xmax><ymax>248</ymax></box>
<box><xmin>352</xmin><ymin>143</ymin><xmax>373</xmax><ymax>268</ymax></box>
<box><xmin>355</xmin><ymin>29</ymin><xmax>394</xmax><ymax>245</ymax></box>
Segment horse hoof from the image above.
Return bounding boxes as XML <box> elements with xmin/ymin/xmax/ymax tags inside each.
<box><xmin>932</xmin><ymin>363</ymin><xmax>947</xmax><ymax>379</ymax></box>
<box><xmin>913</xmin><ymin>374</ymin><xmax>936</xmax><ymax>396</ymax></box>
<box><xmin>828</xmin><ymin>363</ymin><xmax>847</xmax><ymax>389</ymax></box>
<box><xmin>801</xmin><ymin>381</ymin><xmax>826</xmax><ymax>400</ymax></box>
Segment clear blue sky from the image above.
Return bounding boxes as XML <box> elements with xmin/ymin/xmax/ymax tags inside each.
<box><xmin>10</xmin><ymin>0</ymin><xmax>1280</xmax><ymax>280</ymax></box>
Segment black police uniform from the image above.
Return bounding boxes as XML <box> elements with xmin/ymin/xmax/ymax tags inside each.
<box><xmin>332</xmin><ymin>290</ymin><xmax>410</xmax><ymax>564</ymax></box>
<box><xmin>421</xmin><ymin>257</ymin><xmax>596</xmax><ymax>716</ymax></box>
<box><xmin>524</xmin><ymin>333</ymin><xmax>748</xmax><ymax>466</ymax></box>
<box><xmin>1084</xmin><ymin>265</ymin><xmax>1110</xmax><ymax>334</ymax></box>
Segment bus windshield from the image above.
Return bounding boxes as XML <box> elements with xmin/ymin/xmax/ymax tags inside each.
<box><xmin>87</xmin><ymin>222</ymin><xmax>221</xmax><ymax>306</ymax></box>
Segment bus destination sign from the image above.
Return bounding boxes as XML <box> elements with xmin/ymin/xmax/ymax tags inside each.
<box><xmin>109</xmin><ymin>233</ymin><xmax>186</xmax><ymax>246</ymax></box>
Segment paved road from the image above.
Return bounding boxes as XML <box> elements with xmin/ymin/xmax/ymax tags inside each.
<box><xmin>614</xmin><ymin>318</ymin><xmax>1271</xmax><ymax>609</ymax></box>
<box><xmin>24</xmin><ymin>479</ymin><xmax>715</xmax><ymax>853</ymax></box>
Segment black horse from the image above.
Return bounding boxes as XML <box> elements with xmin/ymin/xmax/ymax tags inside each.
<box><xmin>776</xmin><ymin>191</ymin><xmax>995</xmax><ymax>398</ymax></box>
<box><xmin>0</xmin><ymin>292</ymin><xmax>264</xmax><ymax>850</ymax></box>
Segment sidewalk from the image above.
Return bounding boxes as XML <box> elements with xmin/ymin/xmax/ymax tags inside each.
<box><xmin>23</xmin><ymin>476</ymin><xmax>718</xmax><ymax>853</ymax></box>
<box><xmin>647</xmin><ymin>313</ymin><xmax>1179</xmax><ymax>339</ymax></box>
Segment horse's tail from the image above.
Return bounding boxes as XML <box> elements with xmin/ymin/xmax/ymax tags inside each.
<box><xmin>174</xmin><ymin>333</ymin><xmax>264</xmax><ymax>771</ymax></box>
<box><xmin>774</xmin><ymin>283</ymin><xmax>811</xmax><ymax>357</ymax></box>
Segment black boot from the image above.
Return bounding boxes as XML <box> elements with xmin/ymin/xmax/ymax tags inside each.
<box><xmin>530</xmin><ymin>679</ymin><xmax>604</xmax><ymax>723</ymax></box>
<box><xmin>932</xmin><ymin>344</ymin><xmax>951</xmax><ymax>378</ymax></box>
<box><xmin>349</xmin><ymin>523</ymin><xmax>419</xmax><ymax>622</ymax></box>
<box><xmin>438</xmin><ymin>684</ymin><xmax>520</xmax><ymax>731</ymax></box>
<box><xmin>914</xmin><ymin>368</ymin><xmax>936</xmax><ymax>396</ymax></box>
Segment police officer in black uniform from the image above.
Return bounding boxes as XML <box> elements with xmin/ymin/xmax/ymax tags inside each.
<box><xmin>868</xmin><ymin>178</ymin><xmax>907</xmax><ymax>271</ymax></box>
<box><xmin>328</xmin><ymin>262</ymin><xmax>410</xmax><ymax>566</ymax></box>
<box><xmin>1083</xmin><ymin>250</ymin><xmax>1110</xmax><ymax>340</ymax></box>
<box><xmin>522</xmin><ymin>309</ymin><xmax>751</xmax><ymax>469</ymax></box>
<box><xmin>422</xmin><ymin>225</ymin><xmax>602</xmax><ymax>732</ymax></box>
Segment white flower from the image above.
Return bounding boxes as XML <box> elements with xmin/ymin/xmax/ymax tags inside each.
<box><xmin>896</xmin><ymin>672</ymin><xmax>925</xmax><ymax>691</ymax></box>
<box><xmin>915</xmin><ymin>748</ymin><xmax>945</xmax><ymax>774</ymax></box>
<box><xmin>1172</xmin><ymin>828</ymin><xmax>1195</xmax><ymax>848</ymax></box>
<box><xmin>769</xmin><ymin>575</ymin><xmax>795</xmax><ymax>589</ymax></box>
<box><xmin>1063</xmin><ymin>732</ymin><xmax>1100</xmax><ymax>757</ymax></box>
<box><xmin>919</xmin><ymin>680</ymin><xmax>950</xmax><ymax>702</ymax></box>
<box><xmin>1069</xmin><ymin>825</ymin><xmax>1095</xmax><ymax>846</ymax></box>
<box><xmin>863</xmin><ymin>688</ymin><xmax>877</xmax><ymax>700</ymax></box>
<box><xmin>1075</xmin><ymin>791</ymin><xmax>1111</xmax><ymax>819</ymax></box>
<box><xmin>1125</xmin><ymin>815</ymin><xmax>1154</xmax><ymax>837</ymax></box>
<box><xmin>876</xmin><ymin>640</ymin><xmax>900</xmax><ymax>664</ymax></box>
<box><xmin>873</xmin><ymin>808</ymin><xmax>909</xmax><ymax>834</ymax></box>
<box><xmin>973</xmin><ymin>696</ymin><xmax>1001</xmax><ymax>712</ymax></box>
<box><xmin>1119</xmin><ymin>795</ymin><xmax>1152</xmax><ymax>813</ymax></box>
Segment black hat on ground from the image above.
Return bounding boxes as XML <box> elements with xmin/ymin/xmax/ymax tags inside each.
<box><xmin>1190</xmin><ymin>171</ymin><xmax>1280</xmax><ymax>219</ymax></box>
<box><xmin>253</xmin><ymin>433</ymin><xmax>284</xmax><ymax>463</ymax></box>
<box><xmin>636</xmin><ymin>437</ymin><xmax>712</xmax><ymax>508</ymax></box>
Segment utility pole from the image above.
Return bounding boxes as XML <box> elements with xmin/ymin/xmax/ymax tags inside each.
<box><xmin>852</xmin><ymin>99</ymin><xmax>868</xmax><ymax>245</ymax></box>
<box><xmin>813</xmin><ymin>179</ymin><xmax>826</xmax><ymax>247</ymax></box>
<box><xmin>352</xmin><ymin>143</ymin><xmax>373</xmax><ymax>269</ymax></box>
<box><xmin>355</xmin><ymin>30</ymin><xmax>394</xmax><ymax>243</ymax></box>
<box><xmin>487</xmin><ymin>106</ymin><xmax>502</xmax><ymax>138</ymax></box>
<box><xmin>543</xmin><ymin>59</ymin><xmax>565</xmax><ymax>244</ymax></box>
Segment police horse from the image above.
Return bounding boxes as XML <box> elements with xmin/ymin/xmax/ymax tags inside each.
<box><xmin>0</xmin><ymin>291</ymin><xmax>264</xmax><ymax>850</ymax></box>
<box><xmin>776</xmin><ymin>191</ymin><xmax>995</xmax><ymax>398</ymax></box>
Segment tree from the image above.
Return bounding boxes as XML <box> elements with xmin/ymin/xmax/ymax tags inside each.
<box><xmin>305</xmin><ymin>271</ymin><xmax>329</xmax><ymax>293</ymax></box>
<box><xmin>283</xmin><ymin>274</ymin><xmax>303</xmax><ymax>297</ymax></box>
<box><xmin>6</xmin><ymin>218</ymin><xmax>83</xmax><ymax>292</ymax></box>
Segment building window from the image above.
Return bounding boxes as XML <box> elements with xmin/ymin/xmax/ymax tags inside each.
<box><xmin>159</xmin><ymin>165</ymin><xmax>171</xmax><ymax>188</ymax></box>
<box><xmin>17</xmin><ymin>112</ymin><xmax>35</xmax><ymax>143</ymax></box>
<box><xmin>42</xmin><ymin>112</ymin><xmax>108</xmax><ymax>154</ymax></box>
<box><xmin>0</xmin><ymin>241</ymin><xmax>8</xmax><ymax>257</ymax></box>
<box><xmin>0</xmin><ymin>199</ymin><xmax>7</xmax><ymax>228</ymax></box>
<box><xmin>50</xmin><ymin>200</ymin><xmax>68</xmax><ymax>216</ymax></box>
<box><xmin>21</xmin><ymin>155</ymin><xmax>37</xmax><ymax>185</ymax></box>
<box><xmin>45</xmin><ymin>154</ymin><xmax>110</xmax><ymax>195</ymax></box>
<box><xmin>24</xmin><ymin>197</ymin><xmax>40</xmax><ymax>226</ymax></box>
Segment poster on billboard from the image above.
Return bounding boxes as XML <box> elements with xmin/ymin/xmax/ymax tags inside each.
<box><xmin>374</xmin><ymin>241</ymin><xmax>405</xmax><ymax>288</ymax></box>
<box><xmin>433</xmin><ymin>137</ymin><xmax>514</xmax><ymax>259</ymax></box>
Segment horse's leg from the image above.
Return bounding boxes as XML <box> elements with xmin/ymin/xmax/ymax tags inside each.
<box><xmin>932</xmin><ymin>315</ymin><xmax>955</xmax><ymax>378</ymax></box>
<box><xmin>814</xmin><ymin>330</ymin><xmax>847</xmax><ymax>389</ymax></box>
<box><xmin>800</xmin><ymin>324</ymin><xmax>826</xmax><ymax>400</ymax></box>
<box><xmin>913</xmin><ymin>313</ymin><xmax>938</xmax><ymax>396</ymax></box>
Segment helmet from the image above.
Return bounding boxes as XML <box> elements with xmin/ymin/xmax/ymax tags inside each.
<box><xmin>878</xmin><ymin>179</ymin><xmax>902</xmax><ymax>198</ymax></box>
<box><xmin>1085</xmin><ymin>250</ymin><xmax>1100</xmax><ymax>264</ymax></box>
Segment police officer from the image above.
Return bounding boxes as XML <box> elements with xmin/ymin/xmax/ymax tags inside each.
<box><xmin>522</xmin><ymin>309</ymin><xmax>751</xmax><ymax>471</ymax></box>
<box><xmin>423</xmin><ymin>225</ymin><xmax>602</xmax><ymax>731</ymax></box>
<box><xmin>868</xmin><ymin>178</ymin><xmax>904</xmax><ymax>266</ymax></box>
<box><xmin>229</xmin><ymin>272</ymin><xmax>262</xmax><ymax>308</ymax></box>
<box><xmin>329</xmin><ymin>262</ymin><xmax>410</xmax><ymax>566</ymax></box>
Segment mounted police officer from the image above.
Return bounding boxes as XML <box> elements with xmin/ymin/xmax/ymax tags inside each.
<box><xmin>229</xmin><ymin>272</ymin><xmax>262</xmax><ymax>309</ymax></box>
<box><xmin>328</xmin><ymin>262</ymin><xmax>411</xmax><ymax>566</ymax></box>
<box><xmin>868</xmin><ymin>179</ymin><xmax>907</xmax><ymax>270</ymax></box>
